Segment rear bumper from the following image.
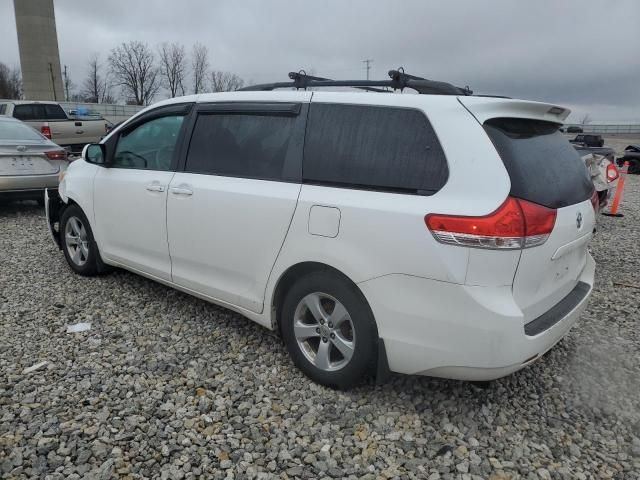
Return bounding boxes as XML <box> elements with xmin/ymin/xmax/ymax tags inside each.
<box><xmin>359</xmin><ymin>253</ymin><xmax>595</xmax><ymax>381</ymax></box>
<box><xmin>0</xmin><ymin>173</ymin><xmax>60</xmax><ymax>194</ymax></box>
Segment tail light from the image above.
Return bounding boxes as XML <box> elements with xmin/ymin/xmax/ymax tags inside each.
<box><xmin>425</xmin><ymin>197</ymin><xmax>557</xmax><ymax>250</ymax></box>
<box><xmin>41</xmin><ymin>123</ymin><xmax>52</xmax><ymax>139</ymax></box>
<box><xmin>45</xmin><ymin>150</ymin><xmax>67</xmax><ymax>161</ymax></box>
<box><xmin>606</xmin><ymin>163</ymin><xmax>619</xmax><ymax>182</ymax></box>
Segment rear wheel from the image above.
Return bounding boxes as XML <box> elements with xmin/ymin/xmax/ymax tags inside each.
<box><xmin>281</xmin><ymin>271</ymin><xmax>378</xmax><ymax>389</ymax></box>
<box><xmin>60</xmin><ymin>204</ymin><xmax>103</xmax><ymax>276</ymax></box>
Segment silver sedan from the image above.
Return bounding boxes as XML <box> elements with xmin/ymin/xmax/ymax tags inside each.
<box><xmin>0</xmin><ymin>116</ymin><xmax>69</xmax><ymax>204</ymax></box>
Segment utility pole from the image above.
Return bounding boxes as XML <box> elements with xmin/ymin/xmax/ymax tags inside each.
<box><xmin>362</xmin><ymin>59</ymin><xmax>373</xmax><ymax>80</ymax></box>
<box><xmin>48</xmin><ymin>62</ymin><xmax>57</xmax><ymax>101</ymax></box>
<box><xmin>63</xmin><ymin>65</ymin><xmax>69</xmax><ymax>101</ymax></box>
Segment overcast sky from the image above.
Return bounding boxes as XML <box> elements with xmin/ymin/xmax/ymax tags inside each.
<box><xmin>1</xmin><ymin>0</ymin><xmax>639</xmax><ymax>122</ymax></box>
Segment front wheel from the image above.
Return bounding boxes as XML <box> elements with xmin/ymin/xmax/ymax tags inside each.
<box><xmin>281</xmin><ymin>271</ymin><xmax>378</xmax><ymax>389</ymax></box>
<box><xmin>60</xmin><ymin>204</ymin><xmax>102</xmax><ymax>276</ymax></box>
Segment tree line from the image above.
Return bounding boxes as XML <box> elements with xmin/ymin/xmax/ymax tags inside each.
<box><xmin>1</xmin><ymin>41</ymin><xmax>245</xmax><ymax>105</ymax></box>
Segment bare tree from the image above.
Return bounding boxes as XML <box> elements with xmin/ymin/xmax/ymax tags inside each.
<box><xmin>109</xmin><ymin>41</ymin><xmax>160</xmax><ymax>105</ymax></box>
<box><xmin>0</xmin><ymin>63</ymin><xmax>22</xmax><ymax>99</ymax></box>
<box><xmin>159</xmin><ymin>42</ymin><xmax>186</xmax><ymax>98</ymax></box>
<box><xmin>82</xmin><ymin>54</ymin><xmax>113</xmax><ymax>103</ymax></box>
<box><xmin>191</xmin><ymin>43</ymin><xmax>209</xmax><ymax>94</ymax></box>
<box><xmin>209</xmin><ymin>70</ymin><xmax>244</xmax><ymax>92</ymax></box>
<box><xmin>580</xmin><ymin>113</ymin><xmax>593</xmax><ymax>125</ymax></box>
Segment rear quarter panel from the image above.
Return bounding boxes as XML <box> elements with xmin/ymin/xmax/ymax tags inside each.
<box><xmin>264</xmin><ymin>93</ymin><xmax>514</xmax><ymax>323</ymax></box>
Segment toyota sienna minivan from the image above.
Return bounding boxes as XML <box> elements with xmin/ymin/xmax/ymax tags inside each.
<box><xmin>45</xmin><ymin>71</ymin><xmax>596</xmax><ymax>388</ymax></box>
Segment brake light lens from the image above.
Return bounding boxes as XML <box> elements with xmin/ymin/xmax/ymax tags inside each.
<box><xmin>606</xmin><ymin>163</ymin><xmax>619</xmax><ymax>182</ymax></box>
<box><xmin>45</xmin><ymin>150</ymin><xmax>67</xmax><ymax>161</ymax></box>
<box><xmin>425</xmin><ymin>197</ymin><xmax>557</xmax><ymax>249</ymax></box>
<box><xmin>41</xmin><ymin>123</ymin><xmax>52</xmax><ymax>139</ymax></box>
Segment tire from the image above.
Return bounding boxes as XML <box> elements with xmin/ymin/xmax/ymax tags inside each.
<box><xmin>280</xmin><ymin>270</ymin><xmax>378</xmax><ymax>389</ymax></box>
<box><xmin>60</xmin><ymin>204</ymin><xmax>104</xmax><ymax>276</ymax></box>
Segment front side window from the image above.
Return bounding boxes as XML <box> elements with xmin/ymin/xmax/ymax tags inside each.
<box><xmin>303</xmin><ymin>104</ymin><xmax>448</xmax><ymax>194</ymax></box>
<box><xmin>44</xmin><ymin>104</ymin><xmax>67</xmax><ymax>120</ymax></box>
<box><xmin>113</xmin><ymin>115</ymin><xmax>185</xmax><ymax>170</ymax></box>
<box><xmin>185</xmin><ymin>113</ymin><xmax>297</xmax><ymax>180</ymax></box>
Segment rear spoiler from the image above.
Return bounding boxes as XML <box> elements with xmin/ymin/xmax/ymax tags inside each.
<box><xmin>458</xmin><ymin>97</ymin><xmax>571</xmax><ymax>125</ymax></box>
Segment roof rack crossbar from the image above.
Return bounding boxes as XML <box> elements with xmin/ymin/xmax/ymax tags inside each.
<box><xmin>287</xmin><ymin>71</ymin><xmax>390</xmax><ymax>93</ymax></box>
<box><xmin>238</xmin><ymin>68</ymin><xmax>473</xmax><ymax>96</ymax></box>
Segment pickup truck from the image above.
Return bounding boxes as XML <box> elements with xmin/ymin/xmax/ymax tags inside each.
<box><xmin>569</xmin><ymin>133</ymin><xmax>604</xmax><ymax>147</ymax></box>
<box><xmin>0</xmin><ymin>100</ymin><xmax>109</xmax><ymax>153</ymax></box>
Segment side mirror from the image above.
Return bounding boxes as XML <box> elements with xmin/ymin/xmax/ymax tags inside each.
<box><xmin>83</xmin><ymin>143</ymin><xmax>106</xmax><ymax>166</ymax></box>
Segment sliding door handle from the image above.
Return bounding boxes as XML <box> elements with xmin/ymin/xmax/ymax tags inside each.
<box><xmin>170</xmin><ymin>186</ymin><xmax>193</xmax><ymax>196</ymax></box>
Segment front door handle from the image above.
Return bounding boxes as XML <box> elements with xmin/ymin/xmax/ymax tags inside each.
<box><xmin>170</xmin><ymin>186</ymin><xmax>193</xmax><ymax>196</ymax></box>
<box><xmin>146</xmin><ymin>184</ymin><xmax>166</xmax><ymax>192</ymax></box>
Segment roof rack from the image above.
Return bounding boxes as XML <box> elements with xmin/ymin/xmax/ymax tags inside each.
<box><xmin>239</xmin><ymin>68</ymin><xmax>473</xmax><ymax>96</ymax></box>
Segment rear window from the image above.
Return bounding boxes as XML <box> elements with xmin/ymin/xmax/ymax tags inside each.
<box><xmin>484</xmin><ymin>118</ymin><xmax>593</xmax><ymax>208</ymax></box>
<box><xmin>303</xmin><ymin>104</ymin><xmax>448</xmax><ymax>195</ymax></box>
<box><xmin>0</xmin><ymin>120</ymin><xmax>44</xmax><ymax>141</ymax></box>
<box><xmin>12</xmin><ymin>104</ymin><xmax>66</xmax><ymax>121</ymax></box>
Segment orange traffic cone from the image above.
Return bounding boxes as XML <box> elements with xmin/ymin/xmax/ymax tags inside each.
<box><xmin>603</xmin><ymin>161</ymin><xmax>629</xmax><ymax>217</ymax></box>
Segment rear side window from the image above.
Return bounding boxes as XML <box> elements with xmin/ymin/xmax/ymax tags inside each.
<box><xmin>484</xmin><ymin>118</ymin><xmax>593</xmax><ymax>208</ymax></box>
<box><xmin>303</xmin><ymin>104</ymin><xmax>448</xmax><ymax>194</ymax></box>
<box><xmin>186</xmin><ymin>113</ymin><xmax>298</xmax><ymax>181</ymax></box>
<box><xmin>13</xmin><ymin>104</ymin><xmax>37</xmax><ymax>121</ymax></box>
<box><xmin>0</xmin><ymin>104</ymin><xmax>6</xmax><ymax>115</ymax></box>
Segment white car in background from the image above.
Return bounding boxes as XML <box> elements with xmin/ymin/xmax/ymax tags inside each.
<box><xmin>45</xmin><ymin>73</ymin><xmax>596</xmax><ymax>388</ymax></box>
<box><xmin>573</xmin><ymin>145</ymin><xmax>619</xmax><ymax>211</ymax></box>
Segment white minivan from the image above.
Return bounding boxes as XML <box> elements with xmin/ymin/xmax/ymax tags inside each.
<box><xmin>45</xmin><ymin>72</ymin><xmax>596</xmax><ymax>388</ymax></box>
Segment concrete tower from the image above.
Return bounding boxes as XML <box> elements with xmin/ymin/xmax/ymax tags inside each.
<box><xmin>13</xmin><ymin>0</ymin><xmax>64</xmax><ymax>101</ymax></box>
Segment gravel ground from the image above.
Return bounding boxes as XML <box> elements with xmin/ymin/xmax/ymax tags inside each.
<box><xmin>1</xmin><ymin>178</ymin><xmax>639</xmax><ymax>480</ymax></box>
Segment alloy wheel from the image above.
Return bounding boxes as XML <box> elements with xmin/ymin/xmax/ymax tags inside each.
<box><xmin>64</xmin><ymin>216</ymin><xmax>89</xmax><ymax>266</ymax></box>
<box><xmin>293</xmin><ymin>292</ymin><xmax>356</xmax><ymax>371</ymax></box>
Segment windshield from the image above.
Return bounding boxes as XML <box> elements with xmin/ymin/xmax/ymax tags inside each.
<box><xmin>0</xmin><ymin>120</ymin><xmax>46</xmax><ymax>142</ymax></box>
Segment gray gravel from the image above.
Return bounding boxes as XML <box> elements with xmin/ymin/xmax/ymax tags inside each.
<box><xmin>1</xmin><ymin>178</ymin><xmax>639</xmax><ymax>479</ymax></box>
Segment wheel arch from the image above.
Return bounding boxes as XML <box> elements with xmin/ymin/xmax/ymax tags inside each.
<box><xmin>271</xmin><ymin>262</ymin><xmax>370</xmax><ymax>334</ymax></box>
<box><xmin>270</xmin><ymin>260</ymin><xmax>391</xmax><ymax>384</ymax></box>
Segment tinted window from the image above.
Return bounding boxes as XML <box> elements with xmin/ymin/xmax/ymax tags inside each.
<box><xmin>13</xmin><ymin>104</ymin><xmax>37</xmax><ymax>121</ymax></box>
<box><xmin>44</xmin><ymin>104</ymin><xmax>67</xmax><ymax>120</ymax></box>
<box><xmin>303</xmin><ymin>104</ymin><xmax>448</xmax><ymax>194</ymax></box>
<box><xmin>484</xmin><ymin>118</ymin><xmax>593</xmax><ymax>208</ymax></box>
<box><xmin>0</xmin><ymin>104</ymin><xmax>6</xmax><ymax>115</ymax></box>
<box><xmin>113</xmin><ymin>115</ymin><xmax>185</xmax><ymax>170</ymax></box>
<box><xmin>186</xmin><ymin>113</ymin><xmax>297</xmax><ymax>180</ymax></box>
